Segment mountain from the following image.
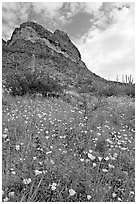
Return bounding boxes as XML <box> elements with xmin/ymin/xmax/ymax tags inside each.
<box><xmin>2</xmin><ymin>21</ymin><xmax>134</xmax><ymax>98</ymax></box>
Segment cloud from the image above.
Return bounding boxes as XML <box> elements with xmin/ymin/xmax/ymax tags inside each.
<box><xmin>31</xmin><ymin>2</ymin><xmax>63</xmax><ymax>17</ymax></box>
<box><xmin>75</xmin><ymin>3</ymin><xmax>135</xmax><ymax>81</ymax></box>
<box><xmin>2</xmin><ymin>2</ymin><xmax>31</xmax><ymax>22</ymax></box>
<box><xmin>2</xmin><ymin>2</ymin><xmax>31</xmax><ymax>40</ymax></box>
<box><xmin>83</xmin><ymin>2</ymin><xmax>103</xmax><ymax>14</ymax></box>
<box><xmin>60</xmin><ymin>2</ymin><xmax>103</xmax><ymax>20</ymax></box>
<box><xmin>2</xmin><ymin>2</ymin><xmax>64</xmax><ymax>40</ymax></box>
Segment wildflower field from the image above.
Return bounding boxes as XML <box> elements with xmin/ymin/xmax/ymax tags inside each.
<box><xmin>2</xmin><ymin>94</ymin><xmax>135</xmax><ymax>202</ymax></box>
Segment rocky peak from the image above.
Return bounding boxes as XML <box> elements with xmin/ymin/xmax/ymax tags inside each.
<box><xmin>54</xmin><ymin>29</ymin><xmax>81</xmax><ymax>60</ymax></box>
<box><xmin>6</xmin><ymin>21</ymin><xmax>81</xmax><ymax>62</ymax></box>
<box><xmin>54</xmin><ymin>29</ymin><xmax>71</xmax><ymax>43</ymax></box>
<box><xmin>2</xmin><ymin>39</ymin><xmax>6</xmax><ymax>46</ymax></box>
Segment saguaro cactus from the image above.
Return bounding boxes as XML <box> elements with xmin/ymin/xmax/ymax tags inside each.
<box><xmin>116</xmin><ymin>75</ymin><xmax>119</xmax><ymax>82</ymax></box>
<box><xmin>122</xmin><ymin>75</ymin><xmax>134</xmax><ymax>84</ymax></box>
<box><xmin>125</xmin><ymin>75</ymin><xmax>128</xmax><ymax>84</ymax></box>
<box><xmin>31</xmin><ymin>54</ymin><xmax>35</xmax><ymax>73</ymax></box>
<box><xmin>129</xmin><ymin>75</ymin><xmax>133</xmax><ymax>84</ymax></box>
<box><xmin>122</xmin><ymin>75</ymin><xmax>125</xmax><ymax>83</ymax></box>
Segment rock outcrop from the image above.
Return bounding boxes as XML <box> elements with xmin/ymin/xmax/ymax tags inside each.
<box><xmin>2</xmin><ymin>21</ymin><xmax>108</xmax><ymax>94</ymax></box>
<box><xmin>6</xmin><ymin>22</ymin><xmax>81</xmax><ymax>63</ymax></box>
<box><xmin>2</xmin><ymin>39</ymin><xmax>6</xmax><ymax>46</ymax></box>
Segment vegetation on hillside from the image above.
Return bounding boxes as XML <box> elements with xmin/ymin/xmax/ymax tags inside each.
<box><xmin>3</xmin><ymin>68</ymin><xmax>135</xmax><ymax>99</ymax></box>
<box><xmin>3</xmin><ymin>70</ymin><xmax>64</xmax><ymax>97</ymax></box>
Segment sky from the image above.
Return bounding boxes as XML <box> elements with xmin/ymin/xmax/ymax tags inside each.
<box><xmin>2</xmin><ymin>1</ymin><xmax>135</xmax><ymax>82</ymax></box>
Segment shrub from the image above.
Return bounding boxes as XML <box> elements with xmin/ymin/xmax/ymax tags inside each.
<box><xmin>95</xmin><ymin>84</ymin><xmax>135</xmax><ymax>98</ymax></box>
<box><xmin>124</xmin><ymin>85</ymin><xmax>135</xmax><ymax>98</ymax></box>
<box><xmin>96</xmin><ymin>86</ymin><xmax>113</xmax><ymax>97</ymax></box>
<box><xmin>4</xmin><ymin>70</ymin><xmax>63</xmax><ymax>98</ymax></box>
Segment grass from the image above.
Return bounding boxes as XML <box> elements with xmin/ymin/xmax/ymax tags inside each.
<box><xmin>2</xmin><ymin>93</ymin><xmax>135</xmax><ymax>202</ymax></box>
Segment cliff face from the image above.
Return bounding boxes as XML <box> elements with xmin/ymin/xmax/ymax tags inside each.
<box><xmin>2</xmin><ymin>21</ymin><xmax>106</xmax><ymax>92</ymax></box>
<box><xmin>6</xmin><ymin>22</ymin><xmax>81</xmax><ymax>63</ymax></box>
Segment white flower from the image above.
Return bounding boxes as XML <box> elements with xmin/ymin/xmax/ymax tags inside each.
<box><xmin>51</xmin><ymin>186</ymin><xmax>56</xmax><ymax>190</ymax></box>
<box><xmin>112</xmin><ymin>192</ymin><xmax>117</xmax><ymax>198</ymax></box>
<box><xmin>52</xmin><ymin>182</ymin><xmax>57</xmax><ymax>186</ymax></box>
<box><xmin>80</xmin><ymin>158</ymin><xmax>84</xmax><ymax>162</ymax></box>
<box><xmin>108</xmin><ymin>164</ymin><xmax>115</xmax><ymax>168</ymax></box>
<box><xmin>4</xmin><ymin>128</ymin><xmax>8</xmax><ymax>133</ymax></box>
<box><xmin>23</xmin><ymin>178</ymin><xmax>32</xmax><ymax>185</ymax></box>
<box><xmin>86</xmin><ymin>159</ymin><xmax>90</xmax><ymax>163</ymax></box>
<box><xmin>113</xmin><ymin>153</ymin><xmax>118</xmax><ymax>158</ymax></box>
<box><xmin>3</xmin><ymin>197</ymin><xmax>9</xmax><ymax>202</ymax></box>
<box><xmin>93</xmin><ymin>163</ymin><xmax>97</xmax><ymax>167</ymax></box>
<box><xmin>106</xmin><ymin>138</ymin><xmax>113</xmax><ymax>144</ymax></box>
<box><xmin>8</xmin><ymin>191</ymin><xmax>14</xmax><ymax>197</ymax></box>
<box><xmin>98</xmin><ymin>157</ymin><xmax>102</xmax><ymax>161</ymax></box>
<box><xmin>2</xmin><ymin>134</ymin><xmax>8</xmax><ymax>139</ymax></box>
<box><xmin>50</xmin><ymin>159</ymin><xmax>54</xmax><ymax>164</ymax></box>
<box><xmin>87</xmin><ymin>195</ymin><xmax>92</xmax><ymax>200</ymax></box>
<box><xmin>42</xmin><ymin>170</ymin><xmax>47</xmax><ymax>174</ymax></box>
<box><xmin>104</xmin><ymin>156</ymin><xmax>110</xmax><ymax>161</ymax></box>
<box><xmin>11</xmin><ymin>171</ymin><xmax>16</xmax><ymax>175</ymax></box>
<box><xmin>15</xmin><ymin>145</ymin><xmax>20</xmax><ymax>151</ymax></box>
<box><xmin>121</xmin><ymin>147</ymin><xmax>127</xmax><ymax>150</ymax></box>
<box><xmin>34</xmin><ymin>170</ymin><xmax>42</xmax><ymax>176</ymax></box>
<box><xmin>51</xmin><ymin>183</ymin><xmax>57</xmax><ymax>191</ymax></box>
<box><xmin>69</xmin><ymin>189</ymin><xmax>76</xmax><ymax>196</ymax></box>
<box><xmin>102</xmin><ymin>169</ymin><xmax>108</xmax><ymax>172</ymax></box>
<box><xmin>88</xmin><ymin>153</ymin><xmax>96</xmax><ymax>161</ymax></box>
<box><xmin>33</xmin><ymin>157</ymin><xmax>37</xmax><ymax>160</ymax></box>
<box><xmin>46</xmin><ymin>151</ymin><xmax>52</xmax><ymax>155</ymax></box>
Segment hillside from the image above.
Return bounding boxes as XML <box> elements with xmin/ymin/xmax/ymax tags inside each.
<box><xmin>2</xmin><ymin>22</ymin><xmax>134</xmax><ymax>99</ymax></box>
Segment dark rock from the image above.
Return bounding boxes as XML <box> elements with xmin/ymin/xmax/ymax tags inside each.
<box><xmin>53</xmin><ymin>29</ymin><xmax>81</xmax><ymax>60</ymax></box>
<box><xmin>2</xmin><ymin>39</ymin><xmax>6</xmax><ymax>46</ymax></box>
<box><xmin>6</xmin><ymin>22</ymin><xmax>81</xmax><ymax>62</ymax></box>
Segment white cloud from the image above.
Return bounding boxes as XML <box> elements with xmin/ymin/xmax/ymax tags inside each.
<box><xmin>2</xmin><ymin>24</ymin><xmax>14</xmax><ymax>40</ymax></box>
<box><xmin>76</xmin><ymin>4</ymin><xmax>135</xmax><ymax>81</ymax></box>
<box><xmin>2</xmin><ymin>2</ymin><xmax>18</xmax><ymax>10</ymax></box>
<box><xmin>2</xmin><ymin>2</ymin><xmax>64</xmax><ymax>40</ymax></box>
<box><xmin>83</xmin><ymin>2</ymin><xmax>103</xmax><ymax>14</ymax></box>
<box><xmin>31</xmin><ymin>2</ymin><xmax>63</xmax><ymax>17</ymax></box>
<box><xmin>2</xmin><ymin>2</ymin><xmax>31</xmax><ymax>40</ymax></box>
<box><xmin>62</xmin><ymin>2</ymin><xmax>103</xmax><ymax>19</ymax></box>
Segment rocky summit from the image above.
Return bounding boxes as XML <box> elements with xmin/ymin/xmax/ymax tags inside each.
<box><xmin>6</xmin><ymin>22</ymin><xmax>81</xmax><ymax>62</ymax></box>
<box><xmin>2</xmin><ymin>22</ymin><xmax>106</xmax><ymax>91</ymax></box>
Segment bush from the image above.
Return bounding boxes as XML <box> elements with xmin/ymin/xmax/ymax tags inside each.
<box><xmin>124</xmin><ymin>85</ymin><xmax>135</xmax><ymax>98</ymax></box>
<box><xmin>4</xmin><ymin>70</ymin><xmax>63</xmax><ymax>98</ymax></box>
<box><xmin>95</xmin><ymin>84</ymin><xmax>135</xmax><ymax>98</ymax></box>
<box><xmin>96</xmin><ymin>86</ymin><xmax>114</xmax><ymax>97</ymax></box>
